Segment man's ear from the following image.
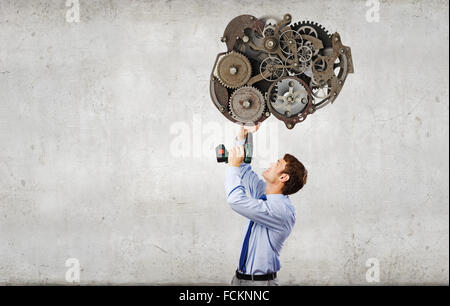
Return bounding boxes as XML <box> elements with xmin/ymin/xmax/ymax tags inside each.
<box><xmin>279</xmin><ymin>173</ymin><xmax>290</xmax><ymax>183</ymax></box>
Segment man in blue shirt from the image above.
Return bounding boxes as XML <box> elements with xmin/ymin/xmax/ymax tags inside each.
<box><xmin>225</xmin><ymin>124</ymin><xmax>308</xmax><ymax>286</ymax></box>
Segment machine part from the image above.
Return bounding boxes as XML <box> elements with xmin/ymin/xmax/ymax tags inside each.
<box><xmin>297</xmin><ymin>25</ymin><xmax>318</xmax><ymax>38</ymax></box>
<box><xmin>263</xmin><ymin>26</ymin><xmax>275</xmax><ymax>37</ymax></box>
<box><xmin>311</xmin><ymin>54</ymin><xmax>332</xmax><ymax>84</ymax></box>
<box><xmin>229</xmin><ymin>86</ymin><xmax>266</xmax><ymax>123</ymax></box>
<box><xmin>301</xmin><ymin>59</ymin><xmax>312</xmax><ymax>71</ymax></box>
<box><xmin>263</xmin><ymin>19</ymin><xmax>277</xmax><ymax>37</ymax></box>
<box><xmin>312</xmin><ymin>40</ymin><xmax>350</xmax><ymax>86</ymax></box>
<box><xmin>221</xmin><ymin>15</ymin><xmax>265</xmax><ymax>51</ymax></box>
<box><xmin>271</xmin><ymin>78</ymin><xmax>310</xmax><ymax>116</ymax></box>
<box><xmin>310</xmin><ymin>79</ymin><xmax>331</xmax><ymax>100</ymax></box>
<box><xmin>247</xmin><ymin>14</ymin><xmax>293</xmax><ymax>55</ymax></box>
<box><xmin>210</xmin><ymin>53</ymin><xmax>231</xmax><ymax>113</ymax></box>
<box><xmin>211</xmin><ymin>14</ymin><xmax>354</xmax><ymax>129</ymax></box>
<box><xmin>314</xmin><ymin>57</ymin><xmax>327</xmax><ymax>72</ymax></box>
<box><xmin>302</xmin><ymin>39</ymin><xmax>319</xmax><ymax>57</ymax></box>
<box><xmin>298</xmin><ymin>45</ymin><xmax>313</xmax><ymax>63</ymax></box>
<box><xmin>311</xmin><ymin>32</ymin><xmax>354</xmax><ymax>107</ymax></box>
<box><xmin>311</xmin><ymin>75</ymin><xmax>338</xmax><ymax>109</ymax></box>
<box><xmin>284</xmin><ymin>54</ymin><xmax>304</xmax><ymax>76</ymax></box>
<box><xmin>301</xmin><ymin>35</ymin><xmax>323</xmax><ymax>57</ymax></box>
<box><xmin>279</xmin><ymin>29</ymin><xmax>303</xmax><ymax>55</ymax></box>
<box><xmin>333</xmin><ymin>53</ymin><xmax>348</xmax><ymax>82</ymax></box>
<box><xmin>216</xmin><ymin>51</ymin><xmax>252</xmax><ymax>89</ymax></box>
<box><xmin>284</xmin><ymin>54</ymin><xmax>311</xmax><ymax>76</ymax></box>
<box><xmin>259</xmin><ymin>56</ymin><xmax>285</xmax><ymax>81</ymax></box>
<box><xmin>267</xmin><ymin>76</ymin><xmax>313</xmax><ymax>129</ymax></box>
<box><xmin>262</xmin><ymin>36</ymin><xmax>279</xmax><ymax>53</ymax></box>
<box><xmin>302</xmin><ymin>55</ymin><xmax>323</xmax><ymax>78</ymax></box>
<box><xmin>312</xmin><ymin>48</ymin><xmax>351</xmax><ymax>109</ymax></box>
<box><xmin>291</xmin><ymin>20</ymin><xmax>332</xmax><ymax>49</ymax></box>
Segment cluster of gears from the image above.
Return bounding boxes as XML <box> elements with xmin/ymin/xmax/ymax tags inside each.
<box><xmin>210</xmin><ymin>14</ymin><xmax>354</xmax><ymax>129</ymax></box>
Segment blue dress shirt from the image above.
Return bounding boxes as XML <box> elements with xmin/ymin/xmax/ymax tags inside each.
<box><xmin>224</xmin><ymin>137</ymin><xmax>296</xmax><ymax>275</ymax></box>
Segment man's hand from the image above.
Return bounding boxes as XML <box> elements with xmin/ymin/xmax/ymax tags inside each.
<box><xmin>237</xmin><ymin>123</ymin><xmax>261</xmax><ymax>142</ymax></box>
<box><xmin>228</xmin><ymin>145</ymin><xmax>245</xmax><ymax>167</ymax></box>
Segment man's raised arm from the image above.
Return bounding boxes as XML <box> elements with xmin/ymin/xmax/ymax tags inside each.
<box><xmin>232</xmin><ymin>125</ymin><xmax>265</xmax><ymax>199</ymax></box>
<box><xmin>224</xmin><ymin>144</ymin><xmax>284</xmax><ymax>232</ymax></box>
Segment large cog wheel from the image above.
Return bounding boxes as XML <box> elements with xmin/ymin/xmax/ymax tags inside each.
<box><xmin>216</xmin><ymin>51</ymin><xmax>252</xmax><ymax>89</ymax></box>
<box><xmin>270</xmin><ymin>78</ymin><xmax>310</xmax><ymax>117</ymax></box>
<box><xmin>229</xmin><ymin>86</ymin><xmax>266</xmax><ymax>123</ymax></box>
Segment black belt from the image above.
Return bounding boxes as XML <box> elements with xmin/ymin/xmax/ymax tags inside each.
<box><xmin>235</xmin><ymin>269</ymin><xmax>277</xmax><ymax>281</ymax></box>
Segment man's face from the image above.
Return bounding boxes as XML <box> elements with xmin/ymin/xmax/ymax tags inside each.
<box><xmin>262</xmin><ymin>158</ymin><xmax>287</xmax><ymax>183</ymax></box>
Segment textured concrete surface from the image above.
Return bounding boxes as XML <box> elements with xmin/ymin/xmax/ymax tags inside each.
<box><xmin>0</xmin><ymin>0</ymin><xmax>448</xmax><ymax>285</ymax></box>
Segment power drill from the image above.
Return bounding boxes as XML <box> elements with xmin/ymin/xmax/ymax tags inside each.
<box><xmin>216</xmin><ymin>133</ymin><xmax>253</xmax><ymax>164</ymax></box>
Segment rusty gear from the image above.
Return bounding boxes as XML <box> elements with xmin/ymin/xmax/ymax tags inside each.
<box><xmin>279</xmin><ymin>29</ymin><xmax>303</xmax><ymax>56</ymax></box>
<box><xmin>298</xmin><ymin>45</ymin><xmax>313</xmax><ymax>63</ymax></box>
<box><xmin>285</xmin><ymin>54</ymin><xmax>311</xmax><ymax>76</ymax></box>
<box><xmin>291</xmin><ymin>20</ymin><xmax>332</xmax><ymax>49</ymax></box>
<box><xmin>310</xmin><ymin>78</ymin><xmax>332</xmax><ymax>100</ymax></box>
<box><xmin>263</xmin><ymin>19</ymin><xmax>277</xmax><ymax>37</ymax></box>
<box><xmin>216</xmin><ymin>51</ymin><xmax>252</xmax><ymax>89</ymax></box>
<box><xmin>297</xmin><ymin>25</ymin><xmax>318</xmax><ymax>38</ymax></box>
<box><xmin>229</xmin><ymin>86</ymin><xmax>266</xmax><ymax>123</ymax></box>
<box><xmin>259</xmin><ymin>56</ymin><xmax>285</xmax><ymax>81</ymax></box>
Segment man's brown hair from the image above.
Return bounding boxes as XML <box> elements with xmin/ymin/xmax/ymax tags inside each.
<box><xmin>281</xmin><ymin>154</ymin><xmax>308</xmax><ymax>195</ymax></box>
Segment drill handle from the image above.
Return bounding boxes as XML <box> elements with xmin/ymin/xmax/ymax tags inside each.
<box><xmin>243</xmin><ymin>132</ymin><xmax>253</xmax><ymax>164</ymax></box>
<box><xmin>215</xmin><ymin>144</ymin><xmax>228</xmax><ymax>163</ymax></box>
<box><xmin>215</xmin><ymin>132</ymin><xmax>254</xmax><ymax>164</ymax></box>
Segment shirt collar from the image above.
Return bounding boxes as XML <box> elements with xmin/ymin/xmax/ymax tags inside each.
<box><xmin>266</xmin><ymin>193</ymin><xmax>288</xmax><ymax>199</ymax></box>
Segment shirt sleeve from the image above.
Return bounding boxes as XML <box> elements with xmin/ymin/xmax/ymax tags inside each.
<box><xmin>233</xmin><ymin>136</ymin><xmax>266</xmax><ymax>199</ymax></box>
<box><xmin>225</xmin><ymin>166</ymin><xmax>284</xmax><ymax>232</ymax></box>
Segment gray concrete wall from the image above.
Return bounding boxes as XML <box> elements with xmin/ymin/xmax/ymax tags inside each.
<box><xmin>0</xmin><ymin>0</ymin><xmax>448</xmax><ymax>285</ymax></box>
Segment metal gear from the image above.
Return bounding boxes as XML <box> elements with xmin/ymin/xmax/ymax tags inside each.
<box><xmin>279</xmin><ymin>29</ymin><xmax>303</xmax><ymax>56</ymax></box>
<box><xmin>297</xmin><ymin>25</ymin><xmax>318</xmax><ymax>38</ymax></box>
<box><xmin>298</xmin><ymin>45</ymin><xmax>313</xmax><ymax>63</ymax></box>
<box><xmin>263</xmin><ymin>18</ymin><xmax>277</xmax><ymax>37</ymax></box>
<box><xmin>285</xmin><ymin>54</ymin><xmax>305</xmax><ymax>76</ymax></box>
<box><xmin>303</xmin><ymin>39</ymin><xmax>319</xmax><ymax>56</ymax></box>
<box><xmin>259</xmin><ymin>56</ymin><xmax>285</xmax><ymax>81</ymax></box>
<box><xmin>229</xmin><ymin>86</ymin><xmax>266</xmax><ymax>123</ymax></box>
<box><xmin>303</xmin><ymin>54</ymin><xmax>323</xmax><ymax>78</ymax></box>
<box><xmin>314</xmin><ymin>57</ymin><xmax>327</xmax><ymax>72</ymax></box>
<box><xmin>284</xmin><ymin>54</ymin><xmax>311</xmax><ymax>76</ymax></box>
<box><xmin>216</xmin><ymin>51</ymin><xmax>252</xmax><ymax>89</ymax></box>
<box><xmin>301</xmin><ymin>59</ymin><xmax>312</xmax><ymax>72</ymax></box>
<box><xmin>291</xmin><ymin>20</ymin><xmax>332</xmax><ymax>49</ymax></box>
<box><xmin>310</xmin><ymin>78</ymin><xmax>331</xmax><ymax>100</ymax></box>
<box><xmin>333</xmin><ymin>53</ymin><xmax>348</xmax><ymax>82</ymax></box>
<box><xmin>270</xmin><ymin>78</ymin><xmax>310</xmax><ymax>117</ymax></box>
<box><xmin>312</xmin><ymin>51</ymin><xmax>348</xmax><ymax>88</ymax></box>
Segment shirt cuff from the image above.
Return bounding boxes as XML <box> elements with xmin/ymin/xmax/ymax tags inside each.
<box><xmin>235</xmin><ymin>136</ymin><xmax>246</xmax><ymax>146</ymax></box>
<box><xmin>226</xmin><ymin>165</ymin><xmax>241</xmax><ymax>175</ymax></box>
